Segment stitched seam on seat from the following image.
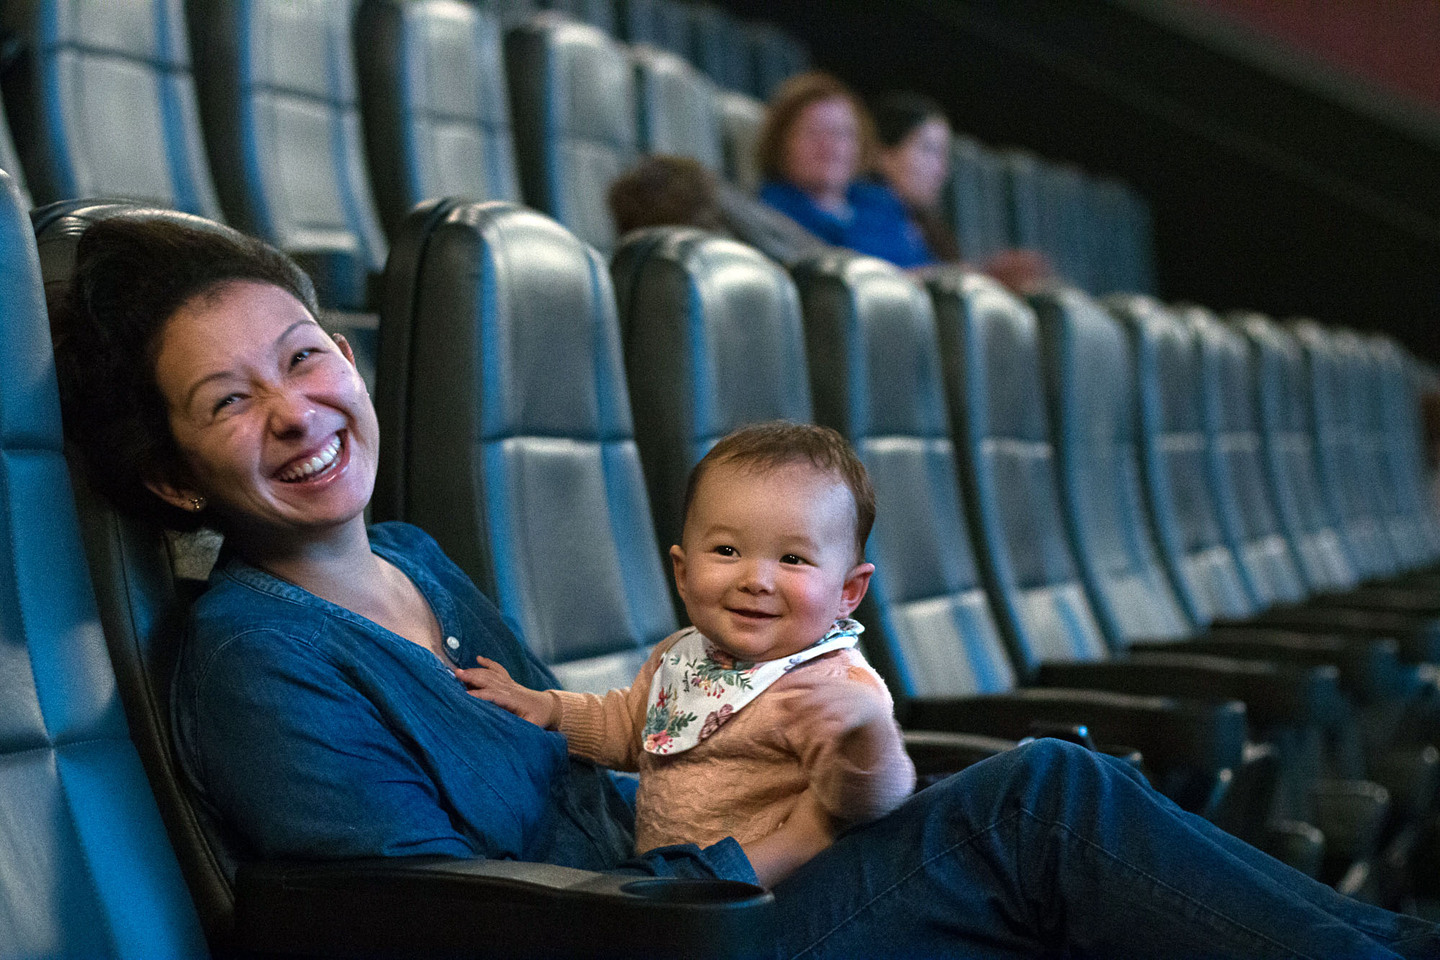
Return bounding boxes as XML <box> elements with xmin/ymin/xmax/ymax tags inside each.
<box><xmin>48</xmin><ymin>742</ymin><xmax>124</xmax><ymax>957</ymax></box>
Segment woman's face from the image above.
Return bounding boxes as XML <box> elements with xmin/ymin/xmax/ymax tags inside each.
<box><xmin>782</xmin><ymin>96</ymin><xmax>862</xmax><ymax>200</ymax></box>
<box><xmin>147</xmin><ymin>280</ymin><xmax>378</xmax><ymax>543</ymax></box>
<box><xmin>878</xmin><ymin>116</ymin><xmax>952</xmax><ymax>209</ymax></box>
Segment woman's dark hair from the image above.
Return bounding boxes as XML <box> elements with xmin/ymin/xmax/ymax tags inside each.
<box><xmin>869</xmin><ymin>91</ymin><xmax>948</xmax><ymax>149</ymax></box>
<box><xmin>52</xmin><ymin>215</ymin><xmax>317</xmax><ymax>531</ymax></box>
<box><xmin>755</xmin><ymin>71</ymin><xmax>876</xmax><ymax>184</ymax></box>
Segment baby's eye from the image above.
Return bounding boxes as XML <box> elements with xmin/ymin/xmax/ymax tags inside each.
<box><xmin>290</xmin><ymin>347</ymin><xmax>319</xmax><ymax>367</ymax></box>
<box><xmin>780</xmin><ymin>554</ymin><xmax>808</xmax><ymax>565</ymax></box>
<box><xmin>712</xmin><ymin>545</ymin><xmax>737</xmax><ymax>557</ymax></box>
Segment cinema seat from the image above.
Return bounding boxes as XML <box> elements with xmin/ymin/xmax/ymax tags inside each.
<box><xmin>0</xmin><ymin>0</ymin><xmax>220</xmax><ymax>217</ymax></box>
<box><xmin>354</xmin><ymin>0</ymin><xmax>521</xmax><ymax>241</ymax></box>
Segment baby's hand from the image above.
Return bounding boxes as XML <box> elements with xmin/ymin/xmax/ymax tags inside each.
<box><xmin>453</xmin><ymin>655</ymin><xmax>558</xmax><ymax>728</ymax></box>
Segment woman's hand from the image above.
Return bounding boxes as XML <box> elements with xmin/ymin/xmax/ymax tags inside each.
<box><xmin>453</xmin><ymin>655</ymin><xmax>558</xmax><ymax>728</ymax></box>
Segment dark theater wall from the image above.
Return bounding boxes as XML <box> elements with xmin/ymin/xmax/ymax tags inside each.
<box><xmin>722</xmin><ymin>0</ymin><xmax>1440</xmax><ymax>360</ymax></box>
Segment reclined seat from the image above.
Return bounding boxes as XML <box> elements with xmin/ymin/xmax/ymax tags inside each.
<box><xmin>0</xmin><ymin>0</ymin><xmax>220</xmax><ymax>217</ymax></box>
<box><xmin>187</xmin><ymin>0</ymin><xmax>387</xmax><ymax>312</ymax></box>
<box><xmin>631</xmin><ymin>45</ymin><xmax>724</xmax><ymax>171</ymax></box>
<box><xmin>1028</xmin><ymin>287</ymin><xmax>1435</xmax><ymax>891</ymax></box>
<box><xmin>686</xmin><ymin>3</ymin><xmax>751</xmax><ymax>92</ymax></box>
<box><xmin>716</xmin><ymin>91</ymin><xmax>764</xmax><ymax>193</ymax></box>
<box><xmin>785</xmin><ymin>250</ymin><xmax>1260</xmax><ymax>821</ymax></box>
<box><xmin>371</xmin><ymin>199</ymin><xmax>671</xmax><ymax>693</ymax></box>
<box><xmin>615</xmin><ymin>0</ymin><xmax>692</xmax><ymax>57</ymax></box>
<box><xmin>354</xmin><ymin>0</ymin><xmax>521</xmax><ymax>242</ymax></box>
<box><xmin>34</xmin><ymin>197</ymin><xmax>775</xmax><ymax>958</ymax></box>
<box><xmin>943</xmin><ymin>135</ymin><xmax>1009</xmax><ymax>268</ymax></box>
<box><xmin>0</xmin><ymin>170</ymin><xmax>208</xmax><ymax>960</ymax></box>
<box><xmin>506</xmin><ymin>14</ymin><xmax>639</xmax><ymax>254</ymax></box>
<box><xmin>920</xmin><ymin>270</ymin><xmax>1384</xmax><ymax>859</ymax></box>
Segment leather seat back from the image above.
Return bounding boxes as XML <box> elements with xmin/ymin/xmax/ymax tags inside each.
<box><xmin>188</xmin><ymin>0</ymin><xmax>387</xmax><ymax>309</ymax></box>
<box><xmin>1372</xmin><ymin>335</ymin><xmax>1440</xmax><ymax>562</ymax></box>
<box><xmin>1292</xmin><ymin>320</ymin><xmax>1398</xmax><ymax>581</ymax></box>
<box><xmin>611</xmin><ymin>227</ymin><xmax>809</xmax><ymax>566</ymax></box>
<box><xmin>928</xmin><ymin>272</ymin><xmax>1112</xmax><ymax>668</ymax></box>
<box><xmin>374</xmin><ymin>200</ymin><xmax>674</xmax><ymax>693</ymax></box>
<box><xmin>945</xmin><ymin>135</ymin><xmax>1009</xmax><ymax>265</ymax></box>
<box><xmin>1109</xmin><ymin>296</ymin><xmax>1256</xmax><ymax>627</ymax></box>
<box><xmin>2</xmin><ymin>0</ymin><xmax>220</xmax><ymax>217</ymax></box>
<box><xmin>35</xmin><ymin>199</ymin><xmax>290</xmax><ymax>950</ymax></box>
<box><xmin>1236</xmin><ymin>314</ymin><xmax>1358</xmax><ymax>594</ymax></box>
<box><xmin>716</xmin><ymin>91</ymin><xmax>764</xmax><ymax>193</ymax></box>
<box><xmin>1</xmin><ymin>179</ymin><xmax>209</xmax><ymax>958</ymax></box>
<box><xmin>793</xmin><ymin>252</ymin><xmax>1018</xmax><ymax>699</ymax></box>
<box><xmin>1031</xmin><ymin>288</ymin><xmax>1192</xmax><ymax>642</ymax></box>
<box><xmin>743</xmin><ymin>21</ymin><xmax>807</xmax><ymax>99</ymax></box>
<box><xmin>355</xmin><ymin>0</ymin><xmax>520</xmax><ymax>241</ymax></box>
<box><xmin>1342</xmin><ymin>331</ymin><xmax>1428</xmax><ymax>570</ymax></box>
<box><xmin>507</xmin><ymin>14</ymin><xmax>638</xmax><ymax>253</ymax></box>
<box><xmin>0</xmin><ymin>87</ymin><xmax>32</xmax><ymax>208</ymax></box>
<box><xmin>686</xmin><ymin>3</ymin><xmax>750</xmax><ymax>92</ymax></box>
<box><xmin>632</xmin><ymin>45</ymin><xmax>723</xmax><ymax>172</ymax></box>
<box><xmin>615</xmin><ymin>0</ymin><xmax>692</xmax><ymax>56</ymax></box>
<box><xmin>1188</xmin><ymin>308</ymin><xmax>1308</xmax><ymax>608</ymax></box>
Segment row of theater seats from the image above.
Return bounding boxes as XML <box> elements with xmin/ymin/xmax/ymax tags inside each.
<box><xmin>6</xmin><ymin>157</ymin><xmax>1440</xmax><ymax>955</ymax></box>
<box><xmin>0</xmin><ymin>0</ymin><xmax>1155</xmax><ymax>325</ymax></box>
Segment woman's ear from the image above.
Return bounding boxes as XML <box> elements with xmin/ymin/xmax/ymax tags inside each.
<box><xmin>331</xmin><ymin>331</ymin><xmax>357</xmax><ymax>368</ymax></box>
<box><xmin>838</xmin><ymin>561</ymin><xmax>874</xmax><ymax>617</ymax></box>
<box><xmin>143</xmin><ymin>470</ymin><xmax>206</xmax><ymax>515</ymax></box>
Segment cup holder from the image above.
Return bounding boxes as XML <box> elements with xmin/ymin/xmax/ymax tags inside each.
<box><xmin>619</xmin><ymin>878</ymin><xmax>764</xmax><ymax>903</ymax></box>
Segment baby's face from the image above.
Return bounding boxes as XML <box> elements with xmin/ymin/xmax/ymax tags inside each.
<box><xmin>670</xmin><ymin>462</ymin><xmax>872</xmax><ymax>663</ymax></box>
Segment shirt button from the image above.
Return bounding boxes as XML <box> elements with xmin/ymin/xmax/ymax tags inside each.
<box><xmin>445</xmin><ymin>636</ymin><xmax>460</xmax><ymax>650</ymax></box>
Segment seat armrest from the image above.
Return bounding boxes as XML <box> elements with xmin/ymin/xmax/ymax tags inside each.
<box><xmin>235</xmin><ymin>857</ymin><xmax>774</xmax><ymax>959</ymax></box>
<box><xmin>898</xmin><ymin>688</ymin><xmax>1246</xmax><ymax>782</ymax></box>
<box><xmin>902</xmin><ymin>729</ymin><xmax>1014</xmax><ymax>777</ymax></box>
<box><xmin>1132</xmin><ymin>633</ymin><xmax>1412</xmax><ymax>705</ymax></box>
<box><xmin>1243</xmin><ymin>607</ymin><xmax>1440</xmax><ymax>664</ymax></box>
<box><xmin>1034</xmin><ymin>654</ymin><xmax>1342</xmax><ymax>728</ymax></box>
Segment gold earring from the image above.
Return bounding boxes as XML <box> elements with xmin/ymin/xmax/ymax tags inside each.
<box><xmin>189</xmin><ymin>497</ymin><xmax>207</xmax><ymax>512</ymax></box>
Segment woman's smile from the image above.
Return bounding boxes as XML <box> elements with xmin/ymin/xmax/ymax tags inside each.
<box><xmin>275</xmin><ymin>430</ymin><xmax>346</xmax><ymax>483</ymax></box>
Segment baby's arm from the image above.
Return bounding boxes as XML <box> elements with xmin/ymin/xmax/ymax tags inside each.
<box><xmin>454</xmin><ymin>655</ymin><xmax>559</xmax><ymax>728</ymax></box>
<box><xmin>786</xmin><ymin>659</ymin><xmax>916</xmax><ymax>828</ymax></box>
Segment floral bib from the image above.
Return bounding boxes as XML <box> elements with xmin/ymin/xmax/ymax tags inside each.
<box><xmin>641</xmin><ymin>619</ymin><xmax>864</xmax><ymax>755</ymax></box>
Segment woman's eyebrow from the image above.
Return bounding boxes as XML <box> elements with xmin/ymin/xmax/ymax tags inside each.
<box><xmin>182</xmin><ymin>319</ymin><xmax>319</xmax><ymax>409</ymax></box>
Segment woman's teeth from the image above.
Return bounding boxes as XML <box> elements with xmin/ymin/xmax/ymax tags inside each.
<box><xmin>278</xmin><ymin>434</ymin><xmax>342</xmax><ymax>482</ymax></box>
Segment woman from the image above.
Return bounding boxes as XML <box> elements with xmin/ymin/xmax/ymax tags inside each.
<box><xmin>756</xmin><ymin>72</ymin><xmax>935</xmax><ymax>269</ymax></box>
<box><xmin>871</xmin><ymin>90</ymin><xmax>1054</xmax><ymax>293</ymax></box>
<box><xmin>870</xmin><ymin>90</ymin><xmax>962</xmax><ymax>264</ymax></box>
<box><xmin>53</xmin><ymin>214</ymin><xmax>1439</xmax><ymax>958</ymax></box>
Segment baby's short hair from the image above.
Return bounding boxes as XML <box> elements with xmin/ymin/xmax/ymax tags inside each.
<box><xmin>682</xmin><ymin>421</ymin><xmax>876</xmax><ymax>563</ymax></box>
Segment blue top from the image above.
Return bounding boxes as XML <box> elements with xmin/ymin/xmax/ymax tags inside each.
<box><xmin>171</xmin><ymin>521</ymin><xmax>753</xmax><ymax>882</ymax></box>
<box><xmin>759</xmin><ymin>179</ymin><xmax>935</xmax><ymax>269</ymax></box>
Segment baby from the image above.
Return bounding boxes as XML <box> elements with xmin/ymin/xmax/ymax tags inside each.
<box><xmin>456</xmin><ymin>421</ymin><xmax>914</xmax><ymax>886</ymax></box>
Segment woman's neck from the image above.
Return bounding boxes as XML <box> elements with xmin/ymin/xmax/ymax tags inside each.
<box><xmin>234</xmin><ymin>516</ymin><xmax>381</xmax><ymax>602</ymax></box>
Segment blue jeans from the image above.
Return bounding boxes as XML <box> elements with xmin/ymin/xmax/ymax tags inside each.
<box><xmin>770</xmin><ymin>739</ymin><xmax>1439</xmax><ymax>959</ymax></box>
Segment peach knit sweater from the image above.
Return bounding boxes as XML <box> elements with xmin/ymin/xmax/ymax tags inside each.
<box><xmin>550</xmin><ymin>628</ymin><xmax>915</xmax><ymax>855</ymax></box>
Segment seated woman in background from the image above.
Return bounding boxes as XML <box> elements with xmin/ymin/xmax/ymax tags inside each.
<box><xmin>756</xmin><ymin>71</ymin><xmax>936</xmax><ymax>269</ymax></box>
<box><xmin>870</xmin><ymin>90</ymin><xmax>1054</xmax><ymax>294</ymax></box>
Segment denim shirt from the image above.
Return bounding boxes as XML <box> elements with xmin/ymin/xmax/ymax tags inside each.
<box><xmin>170</xmin><ymin>522</ymin><xmax>754</xmax><ymax>883</ymax></box>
